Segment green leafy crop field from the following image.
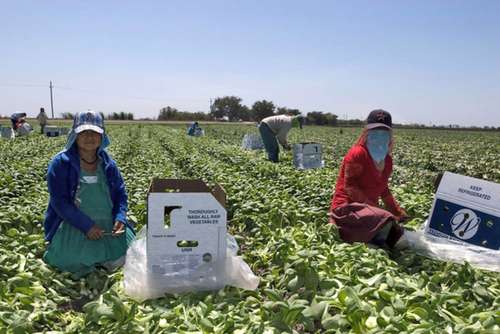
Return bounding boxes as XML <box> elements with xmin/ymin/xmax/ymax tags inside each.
<box><xmin>0</xmin><ymin>124</ymin><xmax>499</xmax><ymax>333</ymax></box>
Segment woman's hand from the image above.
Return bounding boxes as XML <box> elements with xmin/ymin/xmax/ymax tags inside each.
<box><xmin>396</xmin><ymin>209</ymin><xmax>409</xmax><ymax>223</ymax></box>
<box><xmin>87</xmin><ymin>225</ymin><xmax>104</xmax><ymax>240</ymax></box>
<box><xmin>112</xmin><ymin>221</ymin><xmax>125</xmax><ymax>237</ymax></box>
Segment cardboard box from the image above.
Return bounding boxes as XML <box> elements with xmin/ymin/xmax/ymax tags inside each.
<box><xmin>426</xmin><ymin>172</ymin><xmax>500</xmax><ymax>250</ymax></box>
<box><xmin>293</xmin><ymin>142</ymin><xmax>324</xmax><ymax>169</ymax></box>
<box><xmin>146</xmin><ymin>178</ymin><xmax>227</xmax><ymax>290</ymax></box>
<box><xmin>44</xmin><ymin>125</ymin><xmax>61</xmax><ymax>137</ymax></box>
<box><xmin>43</xmin><ymin>126</ymin><xmax>70</xmax><ymax>137</ymax></box>
<box><xmin>1</xmin><ymin>127</ymin><xmax>15</xmax><ymax>139</ymax></box>
<box><xmin>193</xmin><ymin>128</ymin><xmax>204</xmax><ymax>137</ymax></box>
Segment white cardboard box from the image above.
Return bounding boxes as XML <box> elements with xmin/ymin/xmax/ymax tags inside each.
<box><xmin>44</xmin><ymin>126</ymin><xmax>70</xmax><ymax>137</ymax></box>
<box><xmin>426</xmin><ymin>172</ymin><xmax>500</xmax><ymax>250</ymax></box>
<box><xmin>1</xmin><ymin>127</ymin><xmax>15</xmax><ymax>139</ymax></box>
<box><xmin>44</xmin><ymin>126</ymin><xmax>61</xmax><ymax>137</ymax></box>
<box><xmin>293</xmin><ymin>142</ymin><xmax>324</xmax><ymax>169</ymax></box>
<box><xmin>146</xmin><ymin>179</ymin><xmax>227</xmax><ymax>290</ymax></box>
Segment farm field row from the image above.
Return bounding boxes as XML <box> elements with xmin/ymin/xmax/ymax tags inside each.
<box><xmin>0</xmin><ymin>124</ymin><xmax>499</xmax><ymax>333</ymax></box>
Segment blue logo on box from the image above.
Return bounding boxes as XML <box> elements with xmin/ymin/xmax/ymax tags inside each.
<box><xmin>450</xmin><ymin>208</ymin><xmax>481</xmax><ymax>239</ymax></box>
<box><xmin>428</xmin><ymin>199</ymin><xmax>500</xmax><ymax>250</ymax></box>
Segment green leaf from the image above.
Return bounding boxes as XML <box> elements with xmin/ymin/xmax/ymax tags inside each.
<box><xmin>302</xmin><ymin>301</ymin><xmax>328</xmax><ymax>320</ymax></box>
<box><xmin>358</xmin><ymin>273</ymin><xmax>384</xmax><ymax>287</ymax></box>
<box><xmin>407</xmin><ymin>307</ymin><xmax>428</xmax><ymax>321</ymax></box>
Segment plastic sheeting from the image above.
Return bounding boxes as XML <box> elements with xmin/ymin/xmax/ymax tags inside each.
<box><xmin>123</xmin><ymin>228</ymin><xmax>260</xmax><ymax>301</ymax></box>
<box><xmin>404</xmin><ymin>223</ymin><xmax>500</xmax><ymax>272</ymax></box>
<box><xmin>241</xmin><ymin>133</ymin><xmax>264</xmax><ymax>150</ymax></box>
<box><xmin>17</xmin><ymin>122</ymin><xmax>33</xmax><ymax>136</ymax></box>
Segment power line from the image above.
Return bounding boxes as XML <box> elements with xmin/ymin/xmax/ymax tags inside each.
<box><xmin>0</xmin><ymin>83</ymin><xmax>46</xmax><ymax>88</ymax></box>
<box><xmin>1</xmin><ymin>81</ymin><xmax>208</xmax><ymax>103</ymax></box>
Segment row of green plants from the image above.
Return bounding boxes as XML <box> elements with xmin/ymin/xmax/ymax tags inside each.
<box><xmin>0</xmin><ymin>124</ymin><xmax>498</xmax><ymax>333</ymax></box>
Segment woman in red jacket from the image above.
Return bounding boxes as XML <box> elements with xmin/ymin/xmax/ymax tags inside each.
<box><xmin>330</xmin><ymin>110</ymin><xmax>408</xmax><ymax>249</ymax></box>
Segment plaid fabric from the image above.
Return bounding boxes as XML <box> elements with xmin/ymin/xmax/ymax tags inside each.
<box><xmin>73</xmin><ymin>111</ymin><xmax>104</xmax><ymax>133</ymax></box>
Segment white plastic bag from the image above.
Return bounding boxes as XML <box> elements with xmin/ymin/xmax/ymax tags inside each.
<box><xmin>224</xmin><ymin>234</ymin><xmax>260</xmax><ymax>291</ymax></box>
<box><xmin>404</xmin><ymin>225</ymin><xmax>500</xmax><ymax>272</ymax></box>
<box><xmin>241</xmin><ymin>133</ymin><xmax>264</xmax><ymax>150</ymax></box>
<box><xmin>17</xmin><ymin>122</ymin><xmax>33</xmax><ymax>136</ymax></box>
<box><xmin>123</xmin><ymin>227</ymin><xmax>260</xmax><ymax>301</ymax></box>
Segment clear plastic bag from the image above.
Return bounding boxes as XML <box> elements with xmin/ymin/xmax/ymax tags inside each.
<box><xmin>123</xmin><ymin>227</ymin><xmax>260</xmax><ymax>301</ymax></box>
<box><xmin>17</xmin><ymin>122</ymin><xmax>33</xmax><ymax>136</ymax></box>
<box><xmin>404</xmin><ymin>224</ymin><xmax>500</xmax><ymax>272</ymax></box>
<box><xmin>241</xmin><ymin>133</ymin><xmax>264</xmax><ymax>150</ymax></box>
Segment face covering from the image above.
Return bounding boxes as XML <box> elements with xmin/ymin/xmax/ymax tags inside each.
<box><xmin>366</xmin><ymin>129</ymin><xmax>390</xmax><ymax>163</ymax></box>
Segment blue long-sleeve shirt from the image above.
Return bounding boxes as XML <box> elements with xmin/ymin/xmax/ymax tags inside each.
<box><xmin>43</xmin><ymin>145</ymin><xmax>132</xmax><ymax>241</ymax></box>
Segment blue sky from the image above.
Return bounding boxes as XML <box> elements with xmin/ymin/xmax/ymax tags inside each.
<box><xmin>2</xmin><ymin>0</ymin><xmax>499</xmax><ymax>126</ymax></box>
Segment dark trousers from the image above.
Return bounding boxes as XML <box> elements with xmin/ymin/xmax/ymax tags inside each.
<box><xmin>258</xmin><ymin>123</ymin><xmax>279</xmax><ymax>162</ymax></box>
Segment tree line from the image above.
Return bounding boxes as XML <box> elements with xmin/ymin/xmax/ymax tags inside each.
<box><xmin>159</xmin><ymin>96</ymin><xmax>339</xmax><ymax>126</ymax></box>
<box><xmin>11</xmin><ymin>96</ymin><xmax>494</xmax><ymax>130</ymax></box>
<box><xmin>60</xmin><ymin>111</ymin><xmax>134</xmax><ymax>120</ymax></box>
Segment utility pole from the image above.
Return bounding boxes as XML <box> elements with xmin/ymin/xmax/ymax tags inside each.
<box><xmin>49</xmin><ymin>81</ymin><xmax>55</xmax><ymax>118</ymax></box>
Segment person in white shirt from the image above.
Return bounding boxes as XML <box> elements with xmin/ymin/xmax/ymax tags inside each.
<box><xmin>258</xmin><ymin>114</ymin><xmax>303</xmax><ymax>162</ymax></box>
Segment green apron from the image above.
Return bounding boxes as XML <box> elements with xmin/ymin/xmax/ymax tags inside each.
<box><xmin>44</xmin><ymin>163</ymin><xmax>134</xmax><ymax>278</ymax></box>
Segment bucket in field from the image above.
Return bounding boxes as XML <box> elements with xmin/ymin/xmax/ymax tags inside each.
<box><xmin>241</xmin><ymin>134</ymin><xmax>264</xmax><ymax>150</ymax></box>
<box><xmin>293</xmin><ymin>142</ymin><xmax>324</xmax><ymax>170</ymax></box>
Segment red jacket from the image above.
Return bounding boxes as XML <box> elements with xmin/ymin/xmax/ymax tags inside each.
<box><xmin>331</xmin><ymin>144</ymin><xmax>401</xmax><ymax>215</ymax></box>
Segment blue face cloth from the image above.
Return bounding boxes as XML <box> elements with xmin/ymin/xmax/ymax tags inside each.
<box><xmin>366</xmin><ymin>129</ymin><xmax>390</xmax><ymax>163</ymax></box>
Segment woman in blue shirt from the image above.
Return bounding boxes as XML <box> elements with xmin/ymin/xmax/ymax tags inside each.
<box><xmin>43</xmin><ymin>111</ymin><xmax>134</xmax><ymax>278</ymax></box>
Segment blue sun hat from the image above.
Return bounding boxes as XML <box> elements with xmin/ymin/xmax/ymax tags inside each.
<box><xmin>73</xmin><ymin>111</ymin><xmax>105</xmax><ymax>134</ymax></box>
<box><xmin>65</xmin><ymin>110</ymin><xmax>110</xmax><ymax>150</ymax></box>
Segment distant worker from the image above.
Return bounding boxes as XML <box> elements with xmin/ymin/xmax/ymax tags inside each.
<box><xmin>258</xmin><ymin>114</ymin><xmax>304</xmax><ymax>162</ymax></box>
<box><xmin>43</xmin><ymin>111</ymin><xmax>135</xmax><ymax>278</ymax></box>
<box><xmin>10</xmin><ymin>112</ymin><xmax>33</xmax><ymax>137</ymax></box>
<box><xmin>187</xmin><ymin>121</ymin><xmax>203</xmax><ymax>136</ymax></box>
<box><xmin>10</xmin><ymin>112</ymin><xmax>27</xmax><ymax>130</ymax></box>
<box><xmin>329</xmin><ymin>109</ymin><xmax>409</xmax><ymax>249</ymax></box>
<box><xmin>37</xmin><ymin>107</ymin><xmax>49</xmax><ymax>134</ymax></box>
